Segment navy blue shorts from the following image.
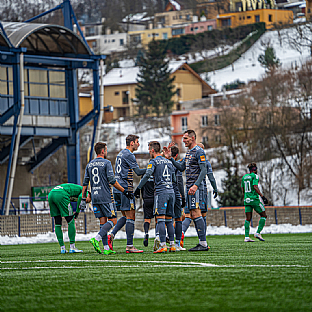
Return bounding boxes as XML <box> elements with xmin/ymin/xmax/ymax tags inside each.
<box><xmin>154</xmin><ymin>193</ymin><xmax>175</xmax><ymax>217</ymax></box>
<box><xmin>185</xmin><ymin>189</ymin><xmax>206</xmax><ymax>214</ymax></box>
<box><xmin>93</xmin><ymin>202</ymin><xmax>117</xmax><ymax>219</ymax></box>
<box><xmin>114</xmin><ymin>192</ymin><xmax>136</xmax><ymax>211</ymax></box>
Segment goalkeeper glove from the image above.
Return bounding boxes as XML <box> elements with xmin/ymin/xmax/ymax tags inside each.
<box><xmin>123</xmin><ymin>190</ymin><xmax>134</xmax><ymax>199</ymax></box>
<box><xmin>261</xmin><ymin>196</ymin><xmax>268</xmax><ymax>205</ymax></box>
<box><xmin>79</xmin><ymin>198</ymin><xmax>86</xmax><ymax>212</ymax></box>
<box><xmin>74</xmin><ymin>212</ymin><xmax>79</xmax><ymax>219</ymax></box>
<box><xmin>134</xmin><ymin>188</ymin><xmax>141</xmax><ymax>198</ymax></box>
<box><xmin>213</xmin><ymin>190</ymin><xmax>218</xmax><ymax>199</ymax></box>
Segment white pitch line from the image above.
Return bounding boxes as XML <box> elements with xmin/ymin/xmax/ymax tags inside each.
<box><xmin>1</xmin><ymin>259</ymin><xmax>308</xmax><ymax>268</ymax></box>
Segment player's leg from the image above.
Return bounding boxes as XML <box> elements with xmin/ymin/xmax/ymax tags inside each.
<box><xmin>153</xmin><ymin>217</ymin><xmax>160</xmax><ymax>251</ymax></box>
<box><xmin>153</xmin><ymin>195</ymin><xmax>168</xmax><ymax>253</ymax></box>
<box><xmin>200</xmin><ymin>190</ymin><xmax>208</xmax><ymax>237</ymax></box>
<box><xmin>165</xmin><ymin>193</ymin><xmax>175</xmax><ymax>252</ymax></box>
<box><xmin>48</xmin><ymin>192</ymin><xmax>66</xmax><ymax>253</ymax></box>
<box><xmin>254</xmin><ymin>203</ymin><xmax>267</xmax><ymax>241</ymax></box>
<box><xmin>99</xmin><ymin>217</ymin><xmax>107</xmax><ymax>247</ymax></box>
<box><xmin>181</xmin><ymin>194</ymin><xmax>192</xmax><ymax>247</ymax></box>
<box><xmin>64</xmin><ymin>215</ymin><xmax>82</xmax><ymax>253</ymax></box>
<box><xmin>174</xmin><ymin>194</ymin><xmax>184</xmax><ymax>250</ymax></box>
<box><xmin>109</xmin><ymin>192</ymin><xmax>126</xmax><ymax>249</ymax></box>
<box><xmin>244</xmin><ymin>209</ymin><xmax>255</xmax><ymax>242</ymax></box>
<box><xmin>143</xmin><ymin>199</ymin><xmax>153</xmax><ymax>247</ymax></box>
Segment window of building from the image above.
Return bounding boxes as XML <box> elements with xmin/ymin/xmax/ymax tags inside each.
<box><xmin>186</xmin><ymin>14</ymin><xmax>190</xmax><ymax>20</ymax></box>
<box><xmin>108</xmin><ymin>39</ymin><xmax>110</xmax><ymax>43</ymax></box>
<box><xmin>163</xmin><ymin>32</ymin><xmax>168</xmax><ymax>39</ymax></box>
<box><xmin>268</xmin><ymin>14</ymin><xmax>272</xmax><ymax>22</ymax></box>
<box><xmin>251</xmin><ymin>112</ymin><xmax>257</xmax><ymax>122</ymax></box>
<box><xmin>215</xmin><ymin>135</ymin><xmax>221</xmax><ymax>143</ymax></box>
<box><xmin>112</xmin><ymin>39</ymin><xmax>115</xmax><ymax>42</ymax></box>
<box><xmin>120</xmin><ymin>39</ymin><xmax>124</xmax><ymax>46</ymax></box>
<box><xmin>115</xmin><ymin>91</ymin><xmax>119</xmax><ymax>96</ymax></box>
<box><xmin>221</xmin><ymin>19</ymin><xmax>231</xmax><ymax>27</ymax></box>
<box><xmin>176</xmin><ymin>103</ymin><xmax>181</xmax><ymax>110</ymax></box>
<box><xmin>122</xmin><ymin>91</ymin><xmax>129</xmax><ymax>104</ymax></box>
<box><xmin>179</xmin><ymin>15</ymin><xmax>182</xmax><ymax>19</ymax></box>
<box><xmin>214</xmin><ymin>114</ymin><xmax>220</xmax><ymax>126</ymax></box>
<box><xmin>208</xmin><ymin>25</ymin><xmax>213</xmax><ymax>31</ymax></box>
<box><xmin>190</xmin><ymin>27</ymin><xmax>193</xmax><ymax>31</ymax></box>
<box><xmin>181</xmin><ymin>117</ymin><xmax>187</xmax><ymax>131</ymax></box>
<box><xmin>104</xmin><ymin>39</ymin><xmax>107</xmax><ymax>43</ymax></box>
<box><xmin>267</xmin><ymin>112</ymin><xmax>272</xmax><ymax>124</ymax></box>
<box><xmin>176</xmin><ymin>88</ymin><xmax>181</xmax><ymax>97</ymax></box>
<box><xmin>247</xmin><ymin>16</ymin><xmax>251</xmax><ymax>19</ymax></box>
<box><xmin>92</xmin><ymin>41</ymin><xmax>97</xmax><ymax>49</ymax></box>
<box><xmin>200</xmin><ymin>26</ymin><xmax>204</xmax><ymax>29</ymax></box>
<box><xmin>172</xmin><ymin>28</ymin><xmax>184</xmax><ymax>36</ymax></box>
<box><xmin>155</xmin><ymin>33</ymin><xmax>159</xmax><ymax>37</ymax></box>
<box><xmin>148</xmin><ymin>34</ymin><xmax>151</xmax><ymax>37</ymax></box>
<box><xmin>202</xmin><ymin>115</ymin><xmax>208</xmax><ymax>127</ymax></box>
<box><xmin>239</xmin><ymin>17</ymin><xmax>242</xmax><ymax>20</ymax></box>
<box><xmin>132</xmin><ymin>35</ymin><xmax>141</xmax><ymax>44</ymax></box>
<box><xmin>83</xmin><ymin>134</ymin><xmax>91</xmax><ymax>142</ymax></box>
<box><xmin>255</xmin><ymin>15</ymin><xmax>260</xmax><ymax>22</ymax></box>
<box><xmin>195</xmin><ymin>27</ymin><xmax>198</xmax><ymax>30</ymax></box>
<box><xmin>202</xmin><ymin>136</ymin><xmax>209</xmax><ymax>147</ymax></box>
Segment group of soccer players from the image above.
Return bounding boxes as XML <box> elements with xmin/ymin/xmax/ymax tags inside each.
<box><xmin>48</xmin><ymin>129</ymin><xmax>269</xmax><ymax>254</ymax></box>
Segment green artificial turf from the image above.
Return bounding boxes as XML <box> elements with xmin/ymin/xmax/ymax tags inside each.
<box><xmin>1</xmin><ymin>234</ymin><xmax>312</xmax><ymax>312</ymax></box>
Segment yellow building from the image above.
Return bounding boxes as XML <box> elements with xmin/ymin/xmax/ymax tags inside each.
<box><xmin>307</xmin><ymin>0</ymin><xmax>312</xmax><ymax>20</ymax></box>
<box><xmin>128</xmin><ymin>27</ymin><xmax>172</xmax><ymax>48</ymax></box>
<box><xmin>217</xmin><ymin>8</ymin><xmax>293</xmax><ymax>29</ymax></box>
<box><xmin>101</xmin><ymin>61</ymin><xmax>216</xmax><ymax>120</ymax></box>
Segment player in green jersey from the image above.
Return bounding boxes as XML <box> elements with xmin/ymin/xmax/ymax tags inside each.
<box><xmin>241</xmin><ymin>163</ymin><xmax>268</xmax><ymax>242</ymax></box>
<box><xmin>48</xmin><ymin>183</ymin><xmax>91</xmax><ymax>253</ymax></box>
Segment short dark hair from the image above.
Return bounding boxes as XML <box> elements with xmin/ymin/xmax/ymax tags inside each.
<box><xmin>171</xmin><ymin>145</ymin><xmax>179</xmax><ymax>158</ymax></box>
<box><xmin>184</xmin><ymin>129</ymin><xmax>196</xmax><ymax>140</ymax></box>
<box><xmin>94</xmin><ymin>142</ymin><xmax>107</xmax><ymax>155</ymax></box>
<box><xmin>148</xmin><ymin>141</ymin><xmax>161</xmax><ymax>153</ymax></box>
<box><xmin>126</xmin><ymin>134</ymin><xmax>139</xmax><ymax>146</ymax></box>
<box><xmin>248</xmin><ymin>162</ymin><xmax>257</xmax><ymax>172</ymax></box>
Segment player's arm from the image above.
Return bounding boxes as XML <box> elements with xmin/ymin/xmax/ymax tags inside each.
<box><xmin>136</xmin><ymin>166</ymin><xmax>154</xmax><ymax>190</ymax></box>
<box><xmin>177</xmin><ymin>174</ymin><xmax>185</xmax><ymax>199</ymax></box>
<box><xmin>189</xmin><ymin>162</ymin><xmax>207</xmax><ymax>195</ymax></box>
<box><xmin>253</xmin><ymin>178</ymin><xmax>268</xmax><ymax>204</ymax></box>
<box><xmin>133</xmin><ymin>167</ymin><xmax>146</xmax><ymax>176</ymax></box>
<box><xmin>170</xmin><ymin>158</ymin><xmax>186</xmax><ymax>171</ymax></box>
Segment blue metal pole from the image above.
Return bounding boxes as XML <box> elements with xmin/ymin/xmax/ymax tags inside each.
<box><xmin>24</xmin><ymin>4</ymin><xmax>63</xmax><ymax>23</ymax></box>
<box><xmin>52</xmin><ymin>217</ymin><xmax>55</xmax><ymax>232</ymax></box>
<box><xmin>275</xmin><ymin>209</ymin><xmax>278</xmax><ymax>225</ymax></box>
<box><xmin>224</xmin><ymin>210</ymin><xmax>227</xmax><ymax>227</ymax></box>
<box><xmin>84</xmin><ymin>213</ymin><xmax>87</xmax><ymax>234</ymax></box>
<box><xmin>63</xmin><ymin>0</ymin><xmax>73</xmax><ymax>30</ymax></box>
<box><xmin>18</xmin><ymin>216</ymin><xmax>21</xmax><ymax>237</ymax></box>
<box><xmin>299</xmin><ymin>208</ymin><xmax>302</xmax><ymax>225</ymax></box>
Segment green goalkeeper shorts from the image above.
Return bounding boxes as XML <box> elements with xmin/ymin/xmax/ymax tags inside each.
<box><xmin>245</xmin><ymin>201</ymin><xmax>265</xmax><ymax>214</ymax></box>
<box><xmin>48</xmin><ymin>190</ymin><xmax>74</xmax><ymax>217</ymax></box>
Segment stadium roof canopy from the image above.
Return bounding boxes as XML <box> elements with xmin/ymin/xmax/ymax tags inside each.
<box><xmin>1</xmin><ymin>22</ymin><xmax>91</xmax><ymax>56</ymax></box>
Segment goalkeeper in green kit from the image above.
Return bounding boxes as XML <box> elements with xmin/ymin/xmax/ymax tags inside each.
<box><xmin>48</xmin><ymin>183</ymin><xmax>91</xmax><ymax>253</ymax></box>
<box><xmin>241</xmin><ymin>163</ymin><xmax>268</xmax><ymax>242</ymax></box>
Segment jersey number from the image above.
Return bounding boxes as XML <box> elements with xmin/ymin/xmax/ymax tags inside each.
<box><xmin>116</xmin><ymin>158</ymin><xmax>122</xmax><ymax>173</ymax></box>
<box><xmin>163</xmin><ymin>165</ymin><xmax>170</xmax><ymax>181</ymax></box>
<box><xmin>92</xmin><ymin>167</ymin><xmax>100</xmax><ymax>184</ymax></box>
<box><xmin>244</xmin><ymin>181</ymin><xmax>251</xmax><ymax>192</ymax></box>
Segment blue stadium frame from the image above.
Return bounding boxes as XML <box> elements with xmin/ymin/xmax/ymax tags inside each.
<box><xmin>0</xmin><ymin>0</ymin><xmax>105</xmax><ymax>214</ymax></box>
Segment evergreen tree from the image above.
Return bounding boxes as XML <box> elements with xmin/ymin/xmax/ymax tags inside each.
<box><xmin>217</xmin><ymin>159</ymin><xmax>243</xmax><ymax>207</ymax></box>
<box><xmin>134</xmin><ymin>39</ymin><xmax>176</xmax><ymax>117</ymax></box>
<box><xmin>258</xmin><ymin>46</ymin><xmax>280</xmax><ymax>71</ymax></box>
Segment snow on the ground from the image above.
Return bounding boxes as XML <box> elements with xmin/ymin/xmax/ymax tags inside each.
<box><xmin>1</xmin><ymin>224</ymin><xmax>311</xmax><ymax>245</ymax></box>
<box><xmin>201</xmin><ymin>27</ymin><xmax>311</xmax><ymax>90</ymax></box>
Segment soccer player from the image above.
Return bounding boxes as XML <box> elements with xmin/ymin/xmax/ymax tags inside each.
<box><xmin>170</xmin><ymin>145</ymin><xmax>186</xmax><ymax>251</ymax></box>
<box><xmin>180</xmin><ymin>143</ymin><xmax>218</xmax><ymax>247</ymax></box>
<box><xmin>163</xmin><ymin>130</ymin><xmax>208</xmax><ymax>251</ymax></box>
<box><xmin>241</xmin><ymin>162</ymin><xmax>268</xmax><ymax>242</ymax></box>
<box><xmin>108</xmin><ymin>134</ymin><xmax>146</xmax><ymax>253</ymax></box>
<box><xmin>134</xmin><ymin>141</ymin><xmax>176</xmax><ymax>253</ymax></box>
<box><xmin>83</xmin><ymin>142</ymin><xmax>133</xmax><ymax>255</ymax></box>
<box><xmin>48</xmin><ymin>183</ymin><xmax>90</xmax><ymax>253</ymax></box>
<box><xmin>139</xmin><ymin>171</ymin><xmax>155</xmax><ymax>247</ymax></box>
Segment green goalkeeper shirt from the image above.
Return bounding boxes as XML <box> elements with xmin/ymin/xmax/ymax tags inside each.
<box><xmin>241</xmin><ymin>172</ymin><xmax>260</xmax><ymax>205</ymax></box>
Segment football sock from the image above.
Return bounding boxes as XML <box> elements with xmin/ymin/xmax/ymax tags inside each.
<box><xmin>55</xmin><ymin>224</ymin><xmax>64</xmax><ymax>247</ymax></box>
<box><xmin>104</xmin><ymin>245</ymin><xmax>110</xmax><ymax>251</ymax></box>
<box><xmin>100</xmin><ymin>224</ymin><xmax>105</xmax><ymax>246</ymax></box>
<box><xmin>202</xmin><ymin>216</ymin><xmax>207</xmax><ymax>234</ymax></box>
<box><xmin>144</xmin><ymin>221</ymin><xmax>150</xmax><ymax>234</ymax></box>
<box><xmin>60</xmin><ymin>245</ymin><xmax>66</xmax><ymax>251</ymax></box>
<box><xmin>175</xmin><ymin>220</ymin><xmax>182</xmax><ymax>243</ymax></box>
<box><xmin>165</xmin><ymin>218</ymin><xmax>175</xmax><ymax>242</ymax></box>
<box><xmin>194</xmin><ymin>216</ymin><xmax>207</xmax><ymax>243</ymax></box>
<box><xmin>245</xmin><ymin>220</ymin><xmax>250</xmax><ymax>237</ymax></box>
<box><xmin>111</xmin><ymin>216</ymin><xmax>126</xmax><ymax>236</ymax></box>
<box><xmin>70</xmin><ymin>243</ymin><xmax>75</xmax><ymax>249</ymax></box>
<box><xmin>157</xmin><ymin>219</ymin><xmax>166</xmax><ymax>244</ymax></box>
<box><xmin>257</xmin><ymin>217</ymin><xmax>266</xmax><ymax>233</ymax></box>
<box><xmin>126</xmin><ymin>219</ymin><xmax>135</xmax><ymax>246</ymax></box>
<box><xmin>67</xmin><ymin>218</ymin><xmax>76</xmax><ymax>245</ymax></box>
<box><xmin>98</xmin><ymin>221</ymin><xmax>114</xmax><ymax>246</ymax></box>
<box><xmin>182</xmin><ymin>217</ymin><xmax>192</xmax><ymax>234</ymax></box>
<box><xmin>155</xmin><ymin>222</ymin><xmax>159</xmax><ymax>237</ymax></box>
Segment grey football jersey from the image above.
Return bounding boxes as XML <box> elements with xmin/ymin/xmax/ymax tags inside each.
<box><xmin>83</xmin><ymin>157</ymin><xmax>114</xmax><ymax>204</ymax></box>
<box><xmin>114</xmin><ymin>148</ymin><xmax>139</xmax><ymax>192</ymax></box>
<box><xmin>147</xmin><ymin>156</ymin><xmax>174</xmax><ymax>195</ymax></box>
